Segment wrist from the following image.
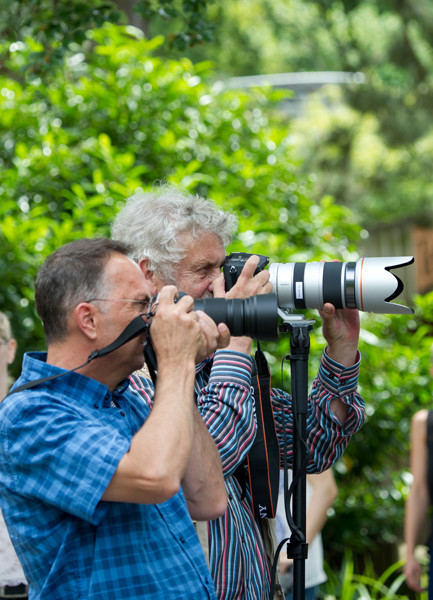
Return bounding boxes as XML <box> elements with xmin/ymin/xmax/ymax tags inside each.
<box><xmin>157</xmin><ymin>356</ymin><xmax>196</xmax><ymax>379</ymax></box>
<box><xmin>226</xmin><ymin>336</ymin><xmax>253</xmax><ymax>355</ymax></box>
<box><xmin>325</xmin><ymin>344</ymin><xmax>358</xmax><ymax>367</ymax></box>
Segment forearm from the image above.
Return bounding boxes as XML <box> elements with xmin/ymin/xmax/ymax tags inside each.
<box><xmin>305</xmin><ymin>473</ymin><xmax>338</xmax><ymax>544</ymax></box>
<box><xmin>325</xmin><ymin>343</ymin><xmax>358</xmax><ymax>368</ymax></box>
<box><xmin>103</xmin><ymin>359</ymin><xmax>197</xmax><ymax>503</ymax></box>
<box><xmin>148</xmin><ymin>361</ymin><xmax>197</xmax><ymax>472</ymax></box>
<box><xmin>223</xmin><ymin>331</ymin><xmax>254</xmax><ymax>354</ymax></box>
<box><xmin>274</xmin><ymin>352</ymin><xmax>364</xmax><ymax>472</ymax></box>
<box><xmin>182</xmin><ymin>409</ymin><xmax>227</xmax><ymax>520</ymax></box>
<box><xmin>196</xmin><ymin>350</ymin><xmax>256</xmax><ymax>475</ymax></box>
<box><xmin>306</xmin><ymin>511</ymin><xmax>328</xmax><ymax>547</ymax></box>
<box><xmin>404</xmin><ymin>486</ymin><xmax>430</xmax><ymax>556</ymax></box>
<box><xmin>404</xmin><ymin>487</ymin><xmax>429</xmax><ymax>592</ymax></box>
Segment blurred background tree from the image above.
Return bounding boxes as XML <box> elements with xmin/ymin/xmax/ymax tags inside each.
<box><xmin>1</xmin><ymin>1</ymin><xmax>433</xmax><ymax>589</ymax></box>
<box><xmin>166</xmin><ymin>0</ymin><xmax>433</xmax><ymax>228</ymax></box>
<box><xmin>0</xmin><ymin>21</ymin><xmax>360</xmax><ymax>372</ymax></box>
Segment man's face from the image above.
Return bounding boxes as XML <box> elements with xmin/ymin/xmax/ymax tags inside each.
<box><xmin>98</xmin><ymin>254</ymin><xmax>152</xmax><ymax>374</ymax></box>
<box><xmin>173</xmin><ymin>231</ymin><xmax>226</xmax><ymax>299</ymax></box>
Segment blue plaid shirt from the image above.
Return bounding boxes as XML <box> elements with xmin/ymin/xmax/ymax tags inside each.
<box><xmin>0</xmin><ymin>352</ymin><xmax>217</xmax><ymax>600</ymax></box>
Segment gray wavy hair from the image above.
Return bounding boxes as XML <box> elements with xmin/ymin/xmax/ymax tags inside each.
<box><xmin>111</xmin><ymin>184</ymin><xmax>238</xmax><ymax>283</ymax></box>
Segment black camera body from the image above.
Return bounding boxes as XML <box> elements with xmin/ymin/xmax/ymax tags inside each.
<box><xmin>223</xmin><ymin>252</ymin><xmax>269</xmax><ymax>290</ymax></box>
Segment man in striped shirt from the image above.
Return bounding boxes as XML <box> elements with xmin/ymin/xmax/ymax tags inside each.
<box><xmin>111</xmin><ymin>184</ymin><xmax>365</xmax><ymax>600</ymax></box>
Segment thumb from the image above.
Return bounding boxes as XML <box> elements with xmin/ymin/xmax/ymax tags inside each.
<box><xmin>321</xmin><ymin>303</ymin><xmax>334</xmax><ymax>318</ymax></box>
<box><xmin>212</xmin><ymin>273</ymin><xmax>226</xmax><ymax>298</ymax></box>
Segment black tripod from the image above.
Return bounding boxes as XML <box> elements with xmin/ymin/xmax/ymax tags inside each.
<box><xmin>279</xmin><ymin>315</ymin><xmax>314</xmax><ymax>600</ymax></box>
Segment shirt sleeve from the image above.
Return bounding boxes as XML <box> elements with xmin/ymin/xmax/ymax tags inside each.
<box><xmin>195</xmin><ymin>350</ymin><xmax>256</xmax><ymax>476</ymax></box>
<box><xmin>272</xmin><ymin>350</ymin><xmax>365</xmax><ymax>473</ymax></box>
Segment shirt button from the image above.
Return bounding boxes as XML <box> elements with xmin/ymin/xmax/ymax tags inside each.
<box><xmin>179</xmin><ymin>536</ymin><xmax>186</xmax><ymax>544</ymax></box>
<box><xmin>120</xmin><ymin>410</ymin><xmax>126</xmax><ymax>417</ymax></box>
<box><xmin>93</xmin><ymin>403</ymin><xmax>99</xmax><ymax>409</ymax></box>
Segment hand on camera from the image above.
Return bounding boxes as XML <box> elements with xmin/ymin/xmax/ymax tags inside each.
<box><xmin>212</xmin><ymin>255</ymin><xmax>272</xmax><ymax>300</ymax></box>
<box><xmin>150</xmin><ymin>287</ymin><xmax>230</xmax><ymax>365</ymax></box>
<box><xmin>194</xmin><ymin>311</ymin><xmax>230</xmax><ymax>363</ymax></box>
<box><xmin>319</xmin><ymin>303</ymin><xmax>360</xmax><ymax>367</ymax></box>
<box><xmin>150</xmin><ymin>286</ymin><xmax>204</xmax><ymax>365</ymax></box>
<box><xmin>211</xmin><ymin>255</ymin><xmax>271</xmax><ymax>355</ymax></box>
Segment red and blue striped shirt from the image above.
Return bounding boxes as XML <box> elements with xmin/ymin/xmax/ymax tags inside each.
<box><xmin>130</xmin><ymin>348</ymin><xmax>364</xmax><ymax>600</ymax></box>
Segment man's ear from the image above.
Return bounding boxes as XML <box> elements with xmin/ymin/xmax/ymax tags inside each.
<box><xmin>138</xmin><ymin>258</ymin><xmax>160</xmax><ymax>294</ymax></box>
<box><xmin>7</xmin><ymin>338</ymin><xmax>17</xmax><ymax>365</ymax></box>
<box><xmin>74</xmin><ymin>303</ymin><xmax>98</xmax><ymax>340</ymax></box>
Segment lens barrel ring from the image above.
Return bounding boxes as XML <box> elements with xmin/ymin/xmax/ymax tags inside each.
<box><xmin>344</xmin><ymin>262</ymin><xmax>357</xmax><ymax>309</ymax></box>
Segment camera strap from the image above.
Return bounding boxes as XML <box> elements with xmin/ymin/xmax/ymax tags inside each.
<box><xmin>8</xmin><ymin>314</ymin><xmax>150</xmax><ymax>396</ymax></box>
<box><xmin>234</xmin><ymin>345</ymin><xmax>280</xmax><ymax>519</ymax></box>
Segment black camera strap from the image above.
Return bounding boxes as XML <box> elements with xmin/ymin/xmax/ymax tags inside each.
<box><xmin>8</xmin><ymin>314</ymin><xmax>150</xmax><ymax>396</ymax></box>
<box><xmin>143</xmin><ymin>339</ymin><xmax>158</xmax><ymax>385</ymax></box>
<box><xmin>234</xmin><ymin>344</ymin><xmax>280</xmax><ymax>519</ymax></box>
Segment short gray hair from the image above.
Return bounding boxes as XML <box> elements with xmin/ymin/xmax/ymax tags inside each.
<box><xmin>111</xmin><ymin>184</ymin><xmax>238</xmax><ymax>283</ymax></box>
<box><xmin>35</xmin><ymin>238</ymin><xmax>132</xmax><ymax>345</ymax></box>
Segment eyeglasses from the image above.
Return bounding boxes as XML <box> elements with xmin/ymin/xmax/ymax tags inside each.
<box><xmin>84</xmin><ymin>297</ymin><xmax>152</xmax><ymax>312</ymax></box>
<box><xmin>84</xmin><ymin>296</ymin><xmax>160</xmax><ymax>319</ymax></box>
<box><xmin>0</xmin><ymin>338</ymin><xmax>9</xmax><ymax>346</ymax></box>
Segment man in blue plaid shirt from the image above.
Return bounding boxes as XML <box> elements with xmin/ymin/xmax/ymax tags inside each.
<box><xmin>0</xmin><ymin>237</ymin><xmax>230</xmax><ymax>599</ymax></box>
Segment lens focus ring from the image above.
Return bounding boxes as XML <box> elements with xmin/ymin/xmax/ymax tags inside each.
<box><xmin>344</xmin><ymin>262</ymin><xmax>357</xmax><ymax>308</ymax></box>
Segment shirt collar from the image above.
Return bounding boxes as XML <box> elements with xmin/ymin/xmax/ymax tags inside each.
<box><xmin>18</xmin><ymin>352</ymin><xmax>130</xmax><ymax>404</ymax></box>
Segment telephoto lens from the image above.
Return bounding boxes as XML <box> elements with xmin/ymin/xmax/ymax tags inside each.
<box><xmin>193</xmin><ymin>293</ymin><xmax>279</xmax><ymax>340</ymax></box>
<box><xmin>268</xmin><ymin>256</ymin><xmax>414</xmax><ymax>314</ymax></box>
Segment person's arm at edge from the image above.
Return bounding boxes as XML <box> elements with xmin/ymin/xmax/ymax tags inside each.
<box><xmin>305</xmin><ymin>469</ymin><xmax>338</xmax><ymax>545</ymax></box>
<box><xmin>404</xmin><ymin>409</ymin><xmax>429</xmax><ymax>593</ymax></box>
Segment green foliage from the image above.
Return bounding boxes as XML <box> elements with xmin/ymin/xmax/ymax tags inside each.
<box><xmin>0</xmin><ymin>16</ymin><xmax>430</xmax><ymax>573</ymax></box>
<box><xmin>0</xmin><ymin>0</ymin><xmax>217</xmax><ymax>81</ymax></box>
<box><xmin>321</xmin><ymin>552</ymin><xmax>414</xmax><ymax>600</ymax></box>
<box><xmin>0</xmin><ymin>0</ymin><xmax>124</xmax><ymax>80</ymax></box>
<box><xmin>168</xmin><ymin>0</ymin><xmax>433</xmax><ymax>228</ymax></box>
<box><xmin>291</xmin><ymin>87</ymin><xmax>433</xmax><ymax>226</ymax></box>
<box><xmin>0</xmin><ymin>23</ymin><xmax>361</xmax><ymax>375</ymax></box>
<box><xmin>321</xmin><ymin>290</ymin><xmax>433</xmax><ymax>559</ymax></box>
<box><xmin>3</xmin><ymin>2</ymin><xmax>432</xmax><ymax>227</ymax></box>
<box><xmin>135</xmin><ymin>0</ymin><xmax>216</xmax><ymax>49</ymax></box>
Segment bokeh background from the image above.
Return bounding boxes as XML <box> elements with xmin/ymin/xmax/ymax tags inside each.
<box><xmin>2</xmin><ymin>2</ymin><xmax>433</xmax><ymax>597</ymax></box>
